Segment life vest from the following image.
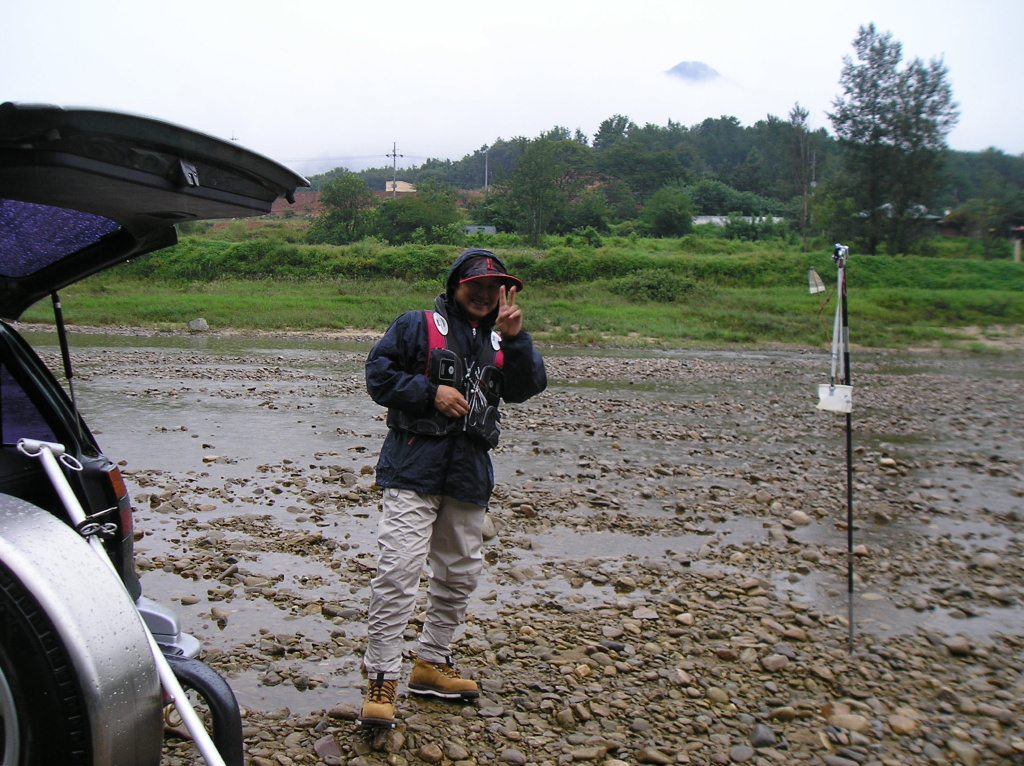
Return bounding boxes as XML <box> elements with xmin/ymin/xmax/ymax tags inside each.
<box><xmin>386</xmin><ymin>310</ymin><xmax>505</xmax><ymax>447</ymax></box>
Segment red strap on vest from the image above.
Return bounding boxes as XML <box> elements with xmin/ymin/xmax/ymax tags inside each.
<box><xmin>423</xmin><ymin>310</ymin><xmax>503</xmax><ymax>372</ymax></box>
<box><xmin>424</xmin><ymin>310</ymin><xmax>445</xmax><ymax>375</ymax></box>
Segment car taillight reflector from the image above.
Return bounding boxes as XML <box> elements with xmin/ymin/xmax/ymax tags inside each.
<box><xmin>108</xmin><ymin>465</ymin><xmax>128</xmax><ymax>499</ymax></box>
<box><xmin>107</xmin><ymin>465</ymin><xmax>133</xmax><ymax>536</ymax></box>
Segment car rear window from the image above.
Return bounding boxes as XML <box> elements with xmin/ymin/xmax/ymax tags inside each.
<box><xmin>0</xmin><ymin>362</ymin><xmax>57</xmax><ymax>444</ymax></box>
<box><xmin>0</xmin><ymin>198</ymin><xmax>121</xmax><ymax>278</ymax></box>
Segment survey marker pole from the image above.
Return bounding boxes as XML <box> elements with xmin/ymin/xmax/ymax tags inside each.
<box><xmin>810</xmin><ymin>243</ymin><xmax>855</xmax><ymax>652</ymax></box>
<box><xmin>837</xmin><ymin>245</ymin><xmax>854</xmax><ymax>652</ymax></box>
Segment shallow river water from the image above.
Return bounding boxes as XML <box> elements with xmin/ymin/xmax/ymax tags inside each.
<box><xmin>25</xmin><ymin>329</ymin><xmax>1024</xmax><ymax>717</ymax></box>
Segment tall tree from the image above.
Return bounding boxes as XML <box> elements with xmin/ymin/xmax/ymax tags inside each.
<box><xmin>690</xmin><ymin>116</ymin><xmax>751</xmax><ymax>188</ymax></box>
<box><xmin>829</xmin><ymin>23</ymin><xmax>959</xmax><ymax>254</ymax></box>
<box><xmin>592</xmin><ymin>114</ymin><xmax>635</xmax><ymax>152</ymax></box>
<box><xmin>640</xmin><ymin>184</ymin><xmax>694</xmax><ymax>237</ymax></box>
<box><xmin>789</xmin><ymin>103</ymin><xmax>815</xmax><ymax>251</ymax></box>
<box><xmin>307</xmin><ymin>173</ymin><xmax>376</xmax><ymax>245</ymax></box>
<box><xmin>497</xmin><ymin>138</ymin><xmax>592</xmax><ymax>243</ymax></box>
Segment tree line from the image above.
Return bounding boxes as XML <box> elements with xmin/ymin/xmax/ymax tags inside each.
<box><xmin>301</xmin><ymin>24</ymin><xmax>1023</xmax><ymax>257</ymax></box>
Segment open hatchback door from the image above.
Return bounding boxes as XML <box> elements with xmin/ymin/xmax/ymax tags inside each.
<box><xmin>0</xmin><ymin>101</ymin><xmax>308</xmax><ymax>318</ymax></box>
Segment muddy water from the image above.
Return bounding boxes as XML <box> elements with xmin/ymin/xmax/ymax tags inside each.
<box><xmin>27</xmin><ymin>330</ymin><xmax>1024</xmax><ymax>716</ymax></box>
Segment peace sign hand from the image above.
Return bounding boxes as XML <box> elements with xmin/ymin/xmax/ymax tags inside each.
<box><xmin>495</xmin><ymin>285</ymin><xmax>522</xmax><ymax>337</ymax></box>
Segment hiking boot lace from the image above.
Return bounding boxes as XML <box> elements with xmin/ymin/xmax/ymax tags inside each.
<box><xmin>368</xmin><ymin>676</ymin><xmax>397</xmax><ymax>704</ymax></box>
<box><xmin>436</xmin><ymin>658</ymin><xmax>461</xmax><ymax>678</ymax></box>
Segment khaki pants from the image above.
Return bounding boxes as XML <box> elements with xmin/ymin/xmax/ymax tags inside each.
<box><xmin>363</xmin><ymin>488</ymin><xmax>485</xmax><ymax>677</ymax></box>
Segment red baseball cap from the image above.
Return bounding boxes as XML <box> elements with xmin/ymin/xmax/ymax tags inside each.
<box><xmin>458</xmin><ymin>255</ymin><xmax>524</xmax><ymax>291</ymax></box>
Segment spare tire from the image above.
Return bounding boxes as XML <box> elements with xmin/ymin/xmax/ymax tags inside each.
<box><xmin>0</xmin><ymin>561</ymin><xmax>91</xmax><ymax>764</ymax></box>
<box><xmin>0</xmin><ymin>495</ymin><xmax>162</xmax><ymax>765</ymax></box>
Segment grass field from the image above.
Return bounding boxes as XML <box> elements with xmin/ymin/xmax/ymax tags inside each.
<box><xmin>18</xmin><ymin>226</ymin><xmax>1024</xmax><ymax>352</ymax></box>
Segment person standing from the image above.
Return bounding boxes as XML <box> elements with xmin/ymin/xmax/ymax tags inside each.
<box><xmin>359</xmin><ymin>248</ymin><xmax>547</xmax><ymax>726</ymax></box>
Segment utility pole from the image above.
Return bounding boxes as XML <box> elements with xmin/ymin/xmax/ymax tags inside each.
<box><xmin>483</xmin><ymin>145</ymin><xmax>489</xmax><ymax>192</ymax></box>
<box><xmin>386</xmin><ymin>142</ymin><xmax>403</xmax><ymax>198</ymax></box>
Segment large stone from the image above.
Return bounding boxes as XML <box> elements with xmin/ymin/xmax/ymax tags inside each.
<box><xmin>313</xmin><ymin>735</ymin><xmax>343</xmax><ymax>766</ymax></box>
<box><xmin>888</xmin><ymin>713</ymin><xmax>919</xmax><ymax>735</ymax></box>
<box><xmin>498</xmin><ymin>749</ymin><xmax>527</xmax><ymax>765</ymax></box>
<box><xmin>828</xmin><ymin>713</ymin><xmax>870</xmax><ymax>733</ymax></box>
<box><xmin>761</xmin><ymin>654</ymin><xmax>789</xmax><ymax>672</ymax></box>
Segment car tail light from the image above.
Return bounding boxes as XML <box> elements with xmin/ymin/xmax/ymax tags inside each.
<box><xmin>106</xmin><ymin>465</ymin><xmax>133</xmax><ymax>536</ymax></box>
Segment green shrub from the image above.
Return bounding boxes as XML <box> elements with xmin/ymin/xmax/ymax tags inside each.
<box><xmin>604</xmin><ymin>269</ymin><xmax>700</xmax><ymax>303</ymax></box>
<box><xmin>579</xmin><ymin>226</ymin><xmax>604</xmax><ymax>248</ymax></box>
<box><xmin>463</xmin><ymin>232</ymin><xmax>531</xmax><ymax>250</ymax></box>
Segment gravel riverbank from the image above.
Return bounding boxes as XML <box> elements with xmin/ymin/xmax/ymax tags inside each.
<box><xmin>49</xmin><ymin>331</ymin><xmax>1024</xmax><ymax>766</ymax></box>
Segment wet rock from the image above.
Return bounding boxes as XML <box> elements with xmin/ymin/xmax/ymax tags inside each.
<box><xmin>820</xmin><ymin>756</ymin><xmax>860</xmax><ymax>766</ymax></box>
<box><xmin>635</xmin><ymin>747</ymin><xmax>673</xmax><ymax>764</ymax></box>
<box><xmin>828</xmin><ymin>713</ymin><xmax>870</xmax><ymax>734</ymax></box>
<box><xmin>789</xmin><ymin>510</ymin><xmax>812</xmax><ymax>526</ymax></box>
<box><xmin>313</xmin><ymin>734</ymin><xmax>343</xmax><ymax>765</ymax></box>
<box><xmin>769</xmin><ymin>706</ymin><xmax>798</xmax><ymax>722</ymax></box>
<box><xmin>445</xmin><ymin>742</ymin><xmax>471</xmax><ymax>760</ymax></box>
<box><xmin>729</xmin><ymin>744</ymin><xmax>755</xmax><ymax>762</ymax></box>
<box><xmin>761</xmin><ymin>654</ymin><xmax>789</xmax><ymax>672</ymax></box>
<box><xmin>416</xmin><ymin>742</ymin><xmax>444</xmax><ymax>763</ymax></box>
<box><xmin>327</xmin><ymin>703</ymin><xmax>359</xmax><ymax>720</ymax></box>
<box><xmin>970</xmin><ymin>551</ymin><xmax>1001</xmax><ymax>569</ymax></box>
<box><xmin>942</xmin><ymin>635</ymin><xmax>972</xmax><ymax>656</ymax></box>
<box><xmin>498</xmin><ymin>748</ymin><xmax>527</xmax><ymax>764</ymax></box>
<box><xmin>947</xmin><ymin>739</ymin><xmax>980</xmax><ymax>765</ymax></box>
<box><xmin>706</xmin><ymin>687</ymin><xmax>730</xmax><ymax>705</ymax></box>
<box><xmin>571</xmin><ymin>746</ymin><xmax>607</xmax><ymax>760</ymax></box>
<box><xmin>887</xmin><ymin>713</ymin><xmax>918</xmax><ymax>735</ymax></box>
<box><xmin>749</xmin><ymin>723</ymin><xmax>776</xmax><ymax>747</ymax></box>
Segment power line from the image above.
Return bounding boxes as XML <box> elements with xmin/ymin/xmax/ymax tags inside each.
<box><xmin>386</xmin><ymin>142</ymin><xmax>404</xmax><ymax>198</ymax></box>
<box><xmin>280</xmin><ymin>154</ymin><xmax>427</xmax><ymax>163</ymax></box>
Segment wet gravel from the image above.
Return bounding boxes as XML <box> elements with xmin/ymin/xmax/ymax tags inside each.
<box><xmin>43</xmin><ymin>329</ymin><xmax>1024</xmax><ymax>766</ymax></box>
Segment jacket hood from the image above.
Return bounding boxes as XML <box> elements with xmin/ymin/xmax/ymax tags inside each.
<box><xmin>444</xmin><ymin>248</ymin><xmax>514</xmax><ymax>298</ymax></box>
<box><xmin>441</xmin><ymin>248</ymin><xmax>517</xmax><ymax>326</ymax></box>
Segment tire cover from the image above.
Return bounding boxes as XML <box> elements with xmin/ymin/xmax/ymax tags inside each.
<box><xmin>0</xmin><ymin>495</ymin><xmax>162</xmax><ymax>765</ymax></box>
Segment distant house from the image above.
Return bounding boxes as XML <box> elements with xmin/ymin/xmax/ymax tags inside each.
<box><xmin>858</xmin><ymin>203</ymin><xmax>942</xmax><ymax>226</ymax></box>
<box><xmin>463</xmin><ymin>225</ymin><xmax>496</xmax><ymax>235</ymax></box>
<box><xmin>385</xmin><ymin>181</ymin><xmax>416</xmax><ymax>195</ymax></box>
<box><xmin>693</xmin><ymin>215</ymin><xmax>785</xmax><ymax>226</ymax></box>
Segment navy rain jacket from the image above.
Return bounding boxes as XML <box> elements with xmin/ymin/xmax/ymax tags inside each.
<box><xmin>365</xmin><ymin>249</ymin><xmax>548</xmax><ymax>507</ymax></box>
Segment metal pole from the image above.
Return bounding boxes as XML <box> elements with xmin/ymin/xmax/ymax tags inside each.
<box><xmin>386</xmin><ymin>142</ymin><xmax>403</xmax><ymax>198</ymax></box>
<box><xmin>834</xmin><ymin>245</ymin><xmax>855</xmax><ymax>652</ymax></box>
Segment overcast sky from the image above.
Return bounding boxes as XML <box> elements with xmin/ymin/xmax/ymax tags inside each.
<box><xmin>3</xmin><ymin>0</ymin><xmax>1021</xmax><ymax>178</ymax></box>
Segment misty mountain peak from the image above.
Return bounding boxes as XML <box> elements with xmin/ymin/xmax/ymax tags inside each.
<box><xmin>666</xmin><ymin>61</ymin><xmax>721</xmax><ymax>82</ymax></box>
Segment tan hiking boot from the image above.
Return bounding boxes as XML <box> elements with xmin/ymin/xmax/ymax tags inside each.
<box><xmin>359</xmin><ymin>672</ymin><xmax>398</xmax><ymax>727</ymax></box>
<box><xmin>408</xmin><ymin>656</ymin><xmax>480</xmax><ymax>700</ymax></box>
